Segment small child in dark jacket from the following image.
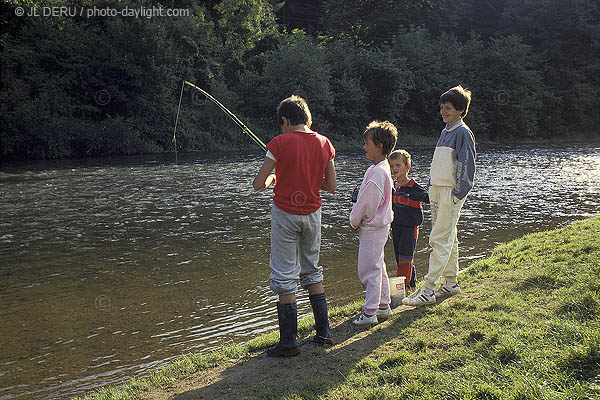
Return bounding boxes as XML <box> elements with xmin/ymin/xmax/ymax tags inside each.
<box><xmin>389</xmin><ymin>150</ymin><xmax>428</xmax><ymax>291</ymax></box>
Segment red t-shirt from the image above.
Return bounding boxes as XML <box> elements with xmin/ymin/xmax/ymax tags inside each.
<box><xmin>266</xmin><ymin>130</ymin><xmax>335</xmax><ymax>215</ymax></box>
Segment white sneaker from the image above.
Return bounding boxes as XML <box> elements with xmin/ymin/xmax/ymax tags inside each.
<box><xmin>352</xmin><ymin>312</ymin><xmax>377</xmax><ymax>325</ymax></box>
<box><xmin>402</xmin><ymin>287</ymin><xmax>436</xmax><ymax>307</ymax></box>
<box><xmin>376</xmin><ymin>305</ymin><xmax>392</xmax><ymax>321</ymax></box>
<box><xmin>434</xmin><ymin>282</ymin><xmax>461</xmax><ymax>298</ymax></box>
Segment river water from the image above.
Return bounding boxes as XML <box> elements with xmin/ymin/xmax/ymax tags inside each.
<box><xmin>1</xmin><ymin>144</ymin><xmax>599</xmax><ymax>399</ymax></box>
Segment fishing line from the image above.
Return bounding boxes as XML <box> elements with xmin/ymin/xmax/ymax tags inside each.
<box><xmin>172</xmin><ymin>80</ymin><xmax>185</xmax><ymax>164</ymax></box>
<box><xmin>172</xmin><ymin>81</ymin><xmax>267</xmax><ymax>162</ymax></box>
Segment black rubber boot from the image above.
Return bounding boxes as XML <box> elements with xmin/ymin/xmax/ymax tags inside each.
<box><xmin>309</xmin><ymin>293</ymin><xmax>334</xmax><ymax>346</ymax></box>
<box><xmin>267</xmin><ymin>302</ymin><xmax>300</xmax><ymax>357</ymax></box>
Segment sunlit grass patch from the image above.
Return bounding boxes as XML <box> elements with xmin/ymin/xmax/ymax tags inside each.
<box><xmin>325</xmin><ymin>217</ymin><xmax>600</xmax><ymax>400</ymax></box>
<box><xmin>378</xmin><ymin>351</ymin><xmax>411</xmax><ymax>369</ymax></box>
<box><xmin>558</xmin><ymin>291</ymin><xmax>600</xmax><ymax>321</ymax></box>
<box><xmin>519</xmin><ymin>272</ymin><xmax>559</xmax><ymax>290</ymax></box>
<box><xmin>557</xmin><ymin>331</ymin><xmax>600</xmax><ymax>381</ymax></box>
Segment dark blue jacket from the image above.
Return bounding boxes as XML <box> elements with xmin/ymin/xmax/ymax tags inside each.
<box><xmin>392</xmin><ymin>179</ymin><xmax>428</xmax><ymax>228</ymax></box>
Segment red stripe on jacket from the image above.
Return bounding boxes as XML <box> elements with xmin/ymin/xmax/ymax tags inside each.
<box><xmin>392</xmin><ymin>194</ymin><xmax>422</xmax><ymax>209</ymax></box>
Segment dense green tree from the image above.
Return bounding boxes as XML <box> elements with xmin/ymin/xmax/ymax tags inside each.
<box><xmin>1</xmin><ymin>0</ymin><xmax>225</xmax><ymax>158</ymax></box>
<box><xmin>321</xmin><ymin>0</ymin><xmax>462</xmax><ymax>45</ymax></box>
<box><xmin>391</xmin><ymin>28</ymin><xmax>547</xmax><ymax>140</ymax></box>
<box><xmin>455</xmin><ymin>0</ymin><xmax>508</xmax><ymax>39</ymax></box>
<box><xmin>1</xmin><ymin>0</ymin><xmax>598</xmax><ymax>159</ymax></box>
<box><xmin>462</xmin><ymin>34</ymin><xmax>547</xmax><ymax>140</ymax></box>
<box><xmin>321</xmin><ymin>39</ymin><xmax>369</xmax><ymax>140</ymax></box>
<box><xmin>212</xmin><ymin>0</ymin><xmax>279</xmax><ymax>84</ymax></box>
<box><xmin>390</xmin><ymin>28</ymin><xmax>463</xmax><ymax>134</ymax></box>
<box><xmin>353</xmin><ymin>47</ymin><xmax>414</xmax><ymax>126</ymax></box>
<box><xmin>236</xmin><ymin>30</ymin><xmax>333</xmax><ymax>138</ymax></box>
<box><xmin>275</xmin><ymin>0</ymin><xmax>322</xmax><ymax>35</ymax></box>
<box><xmin>499</xmin><ymin>0</ymin><xmax>600</xmax><ymax>135</ymax></box>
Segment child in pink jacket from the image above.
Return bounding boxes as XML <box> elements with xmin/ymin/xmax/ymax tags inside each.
<box><xmin>350</xmin><ymin>121</ymin><xmax>398</xmax><ymax>325</ymax></box>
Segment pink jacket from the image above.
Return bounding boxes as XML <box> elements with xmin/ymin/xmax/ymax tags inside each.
<box><xmin>350</xmin><ymin>160</ymin><xmax>394</xmax><ymax>230</ymax></box>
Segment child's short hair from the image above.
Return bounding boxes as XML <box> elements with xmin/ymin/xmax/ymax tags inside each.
<box><xmin>440</xmin><ymin>85</ymin><xmax>472</xmax><ymax>118</ymax></box>
<box><xmin>364</xmin><ymin>121</ymin><xmax>398</xmax><ymax>157</ymax></box>
<box><xmin>277</xmin><ymin>95</ymin><xmax>312</xmax><ymax>127</ymax></box>
<box><xmin>389</xmin><ymin>149</ymin><xmax>411</xmax><ymax>166</ymax></box>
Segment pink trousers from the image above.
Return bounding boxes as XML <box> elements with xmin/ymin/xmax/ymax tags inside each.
<box><xmin>358</xmin><ymin>226</ymin><xmax>390</xmax><ymax>315</ymax></box>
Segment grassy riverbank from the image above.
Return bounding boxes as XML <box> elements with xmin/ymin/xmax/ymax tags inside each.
<box><xmin>78</xmin><ymin>217</ymin><xmax>599</xmax><ymax>400</ymax></box>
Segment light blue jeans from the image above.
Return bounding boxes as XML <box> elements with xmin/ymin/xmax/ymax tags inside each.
<box><xmin>269</xmin><ymin>204</ymin><xmax>323</xmax><ymax>295</ymax></box>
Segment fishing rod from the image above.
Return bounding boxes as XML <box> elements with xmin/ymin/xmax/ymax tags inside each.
<box><xmin>172</xmin><ymin>81</ymin><xmax>267</xmax><ymax>162</ymax></box>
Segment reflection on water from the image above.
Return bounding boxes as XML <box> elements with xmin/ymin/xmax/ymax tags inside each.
<box><xmin>0</xmin><ymin>144</ymin><xmax>599</xmax><ymax>399</ymax></box>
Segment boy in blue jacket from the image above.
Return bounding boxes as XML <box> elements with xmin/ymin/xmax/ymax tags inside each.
<box><xmin>389</xmin><ymin>149</ymin><xmax>428</xmax><ymax>292</ymax></box>
<box><xmin>403</xmin><ymin>85</ymin><xmax>476</xmax><ymax>307</ymax></box>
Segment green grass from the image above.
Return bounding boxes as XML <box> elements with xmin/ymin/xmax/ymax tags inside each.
<box><xmin>322</xmin><ymin>217</ymin><xmax>600</xmax><ymax>400</ymax></box>
<box><xmin>75</xmin><ymin>217</ymin><xmax>600</xmax><ymax>400</ymax></box>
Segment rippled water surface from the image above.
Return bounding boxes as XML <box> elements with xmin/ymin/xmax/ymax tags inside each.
<box><xmin>1</xmin><ymin>144</ymin><xmax>599</xmax><ymax>399</ymax></box>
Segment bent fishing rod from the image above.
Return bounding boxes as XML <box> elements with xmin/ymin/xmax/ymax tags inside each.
<box><xmin>172</xmin><ymin>80</ymin><xmax>267</xmax><ymax>163</ymax></box>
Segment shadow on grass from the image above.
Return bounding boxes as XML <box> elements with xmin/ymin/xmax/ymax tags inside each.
<box><xmin>169</xmin><ymin>305</ymin><xmax>434</xmax><ymax>399</ymax></box>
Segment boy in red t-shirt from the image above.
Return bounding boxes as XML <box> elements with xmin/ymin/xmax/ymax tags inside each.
<box><xmin>253</xmin><ymin>95</ymin><xmax>337</xmax><ymax>357</ymax></box>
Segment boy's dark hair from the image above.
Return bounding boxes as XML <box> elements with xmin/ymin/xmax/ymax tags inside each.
<box><xmin>440</xmin><ymin>85</ymin><xmax>472</xmax><ymax>118</ymax></box>
<box><xmin>277</xmin><ymin>95</ymin><xmax>312</xmax><ymax>127</ymax></box>
<box><xmin>364</xmin><ymin>121</ymin><xmax>398</xmax><ymax>157</ymax></box>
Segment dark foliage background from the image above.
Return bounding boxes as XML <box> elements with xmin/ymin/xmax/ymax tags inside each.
<box><xmin>1</xmin><ymin>0</ymin><xmax>598</xmax><ymax>159</ymax></box>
